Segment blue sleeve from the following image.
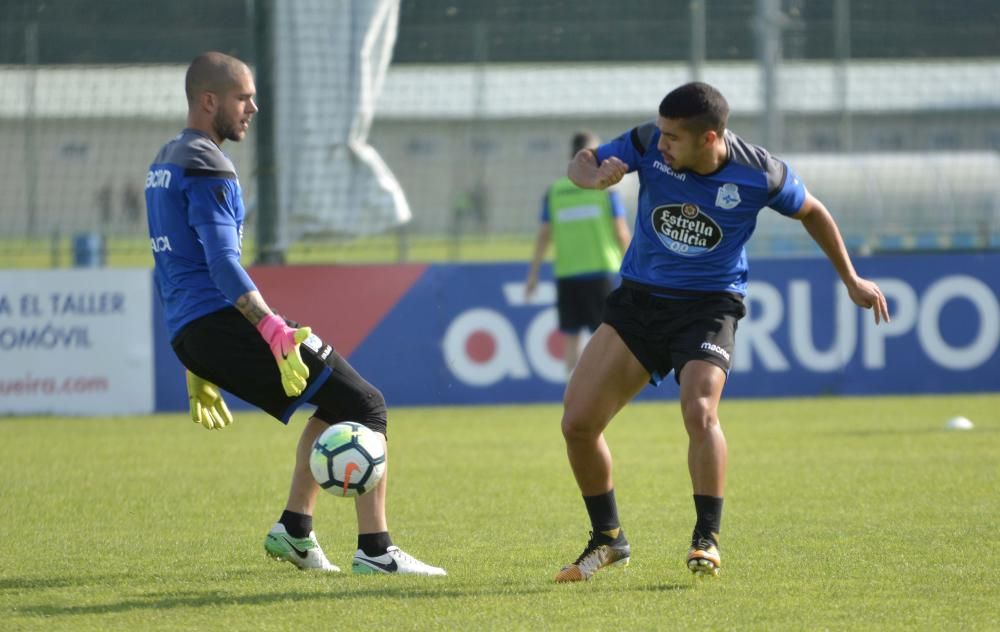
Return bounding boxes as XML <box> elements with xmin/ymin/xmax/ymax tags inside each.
<box><xmin>608</xmin><ymin>190</ymin><xmax>626</xmax><ymax>218</ymax></box>
<box><xmin>186</xmin><ymin>176</ymin><xmax>241</xmax><ymax>227</ymax></box>
<box><xmin>595</xmin><ymin>128</ymin><xmax>642</xmax><ymax>173</ymax></box>
<box><xmin>194</xmin><ymin>223</ymin><xmax>257</xmax><ymax>302</ymax></box>
<box><xmin>768</xmin><ymin>160</ymin><xmax>807</xmax><ymax>216</ymax></box>
<box><xmin>539</xmin><ymin>194</ymin><xmax>550</xmax><ymax>223</ymax></box>
<box><xmin>186</xmin><ymin>177</ymin><xmax>257</xmax><ymax>301</ymax></box>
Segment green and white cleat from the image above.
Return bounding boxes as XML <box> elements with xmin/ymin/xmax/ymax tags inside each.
<box><xmin>352</xmin><ymin>546</ymin><xmax>447</xmax><ymax>576</ymax></box>
<box><xmin>264</xmin><ymin>523</ymin><xmax>341</xmax><ymax>572</ymax></box>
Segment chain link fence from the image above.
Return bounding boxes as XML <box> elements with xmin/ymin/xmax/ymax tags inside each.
<box><xmin>1</xmin><ymin>0</ymin><xmax>998</xmax><ymax>268</ymax></box>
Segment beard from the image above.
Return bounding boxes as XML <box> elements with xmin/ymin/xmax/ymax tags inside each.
<box><xmin>213</xmin><ymin>111</ymin><xmax>244</xmax><ymax>143</ymax></box>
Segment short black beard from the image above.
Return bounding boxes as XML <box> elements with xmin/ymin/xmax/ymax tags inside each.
<box><xmin>213</xmin><ymin>113</ymin><xmax>242</xmax><ymax>143</ymax></box>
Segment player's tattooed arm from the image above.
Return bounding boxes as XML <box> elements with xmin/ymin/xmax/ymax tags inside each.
<box><xmin>241</xmin><ymin>291</ymin><xmax>311</xmax><ymax>397</ymax></box>
<box><xmin>234</xmin><ymin>290</ymin><xmax>273</xmax><ymax>326</ymax></box>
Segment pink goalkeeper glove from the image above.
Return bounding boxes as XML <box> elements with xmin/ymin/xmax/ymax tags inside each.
<box><xmin>257</xmin><ymin>314</ymin><xmax>311</xmax><ymax>397</ymax></box>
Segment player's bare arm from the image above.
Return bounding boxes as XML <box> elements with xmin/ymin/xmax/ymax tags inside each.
<box><xmin>792</xmin><ymin>192</ymin><xmax>890</xmax><ymax>324</ymax></box>
<box><xmin>568</xmin><ymin>149</ymin><xmax>628</xmax><ymax>189</ymax></box>
<box><xmin>234</xmin><ymin>290</ymin><xmax>273</xmax><ymax>326</ymax></box>
<box><xmin>525</xmin><ymin>223</ymin><xmax>552</xmax><ymax>298</ymax></box>
<box><xmin>614</xmin><ymin>217</ymin><xmax>632</xmax><ymax>253</ymax></box>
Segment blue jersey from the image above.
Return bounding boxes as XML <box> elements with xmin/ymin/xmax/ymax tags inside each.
<box><xmin>596</xmin><ymin>124</ymin><xmax>806</xmax><ymax>296</ymax></box>
<box><xmin>145</xmin><ymin>129</ymin><xmax>257</xmax><ymax>339</ymax></box>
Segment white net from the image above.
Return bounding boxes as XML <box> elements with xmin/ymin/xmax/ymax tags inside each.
<box><xmin>1</xmin><ymin>0</ymin><xmax>998</xmax><ymax>266</ymax></box>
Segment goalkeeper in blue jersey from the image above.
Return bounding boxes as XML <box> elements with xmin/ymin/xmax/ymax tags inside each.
<box><xmin>553</xmin><ymin>82</ymin><xmax>890</xmax><ymax>582</ymax></box>
<box><xmin>145</xmin><ymin>52</ymin><xmax>444</xmax><ymax>576</ymax></box>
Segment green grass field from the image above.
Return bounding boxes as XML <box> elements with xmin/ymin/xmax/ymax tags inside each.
<box><xmin>1</xmin><ymin>394</ymin><xmax>997</xmax><ymax>631</ymax></box>
<box><xmin>0</xmin><ymin>234</ymin><xmax>537</xmax><ymax>269</ymax></box>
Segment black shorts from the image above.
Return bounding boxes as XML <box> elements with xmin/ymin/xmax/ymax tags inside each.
<box><xmin>171</xmin><ymin>308</ymin><xmax>387</xmax><ymax>433</ymax></box>
<box><xmin>602</xmin><ymin>282</ymin><xmax>746</xmax><ymax>385</ymax></box>
<box><xmin>557</xmin><ymin>275</ymin><xmax>615</xmax><ymax>333</ymax></box>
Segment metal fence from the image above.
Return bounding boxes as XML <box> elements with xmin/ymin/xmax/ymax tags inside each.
<box><xmin>1</xmin><ymin>0</ymin><xmax>998</xmax><ymax>267</ymax></box>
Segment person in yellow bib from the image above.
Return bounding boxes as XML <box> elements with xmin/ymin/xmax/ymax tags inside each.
<box><xmin>526</xmin><ymin>131</ymin><xmax>632</xmax><ymax>374</ymax></box>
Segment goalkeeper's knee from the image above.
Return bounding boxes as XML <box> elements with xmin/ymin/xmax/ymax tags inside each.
<box><xmin>314</xmin><ymin>385</ymin><xmax>387</xmax><ymax>437</ymax></box>
<box><xmin>358</xmin><ymin>387</ymin><xmax>387</xmax><ymax>437</ymax></box>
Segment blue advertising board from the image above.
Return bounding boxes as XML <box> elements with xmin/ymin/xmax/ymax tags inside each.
<box><xmin>153</xmin><ymin>253</ymin><xmax>1000</xmax><ymax>412</ymax></box>
<box><xmin>349</xmin><ymin>253</ymin><xmax>1000</xmax><ymax>405</ymax></box>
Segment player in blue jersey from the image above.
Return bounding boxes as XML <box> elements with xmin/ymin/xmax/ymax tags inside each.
<box><xmin>553</xmin><ymin>82</ymin><xmax>890</xmax><ymax>582</ymax></box>
<box><xmin>146</xmin><ymin>52</ymin><xmax>444</xmax><ymax>576</ymax></box>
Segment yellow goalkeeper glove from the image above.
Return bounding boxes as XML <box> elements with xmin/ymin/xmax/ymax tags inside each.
<box><xmin>186</xmin><ymin>370</ymin><xmax>234</xmax><ymax>430</ymax></box>
<box><xmin>256</xmin><ymin>314</ymin><xmax>311</xmax><ymax>397</ymax></box>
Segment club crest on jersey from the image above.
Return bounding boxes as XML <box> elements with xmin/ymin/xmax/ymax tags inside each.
<box><xmin>651</xmin><ymin>203</ymin><xmax>723</xmax><ymax>256</ymax></box>
<box><xmin>715</xmin><ymin>183</ymin><xmax>741</xmax><ymax>209</ymax></box>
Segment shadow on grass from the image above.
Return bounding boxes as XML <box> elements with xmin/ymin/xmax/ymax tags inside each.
<box><xmin>632</xmin><ymin>582</ymin><xmax>693</xmax><ymax>593</ymax></box>
<box><xmin>0</xmin><ymin>574</ymin><xmax>135</xmax><ymax>592</ymax></box>
<box><xmin>12</xmin><ymin>574</ymin><xmax>694</xmax><ymax>617</ymax></box>
<box><xmin>17</xmin><ymin>584</ymin><xmax>553</xmax><ymax>617</ymax></box>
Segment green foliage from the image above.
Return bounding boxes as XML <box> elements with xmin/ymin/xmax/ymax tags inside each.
<box><xmin>1</xmin><ymin>394</ymin><xmax>997</xmax><ymax>630</ymax></box>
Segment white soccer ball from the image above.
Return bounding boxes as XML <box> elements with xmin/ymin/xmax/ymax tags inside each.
<box><xmin>944</xmin><ymin>416</ymin><xmax>974</xmax><ymax>431</ymax></box>
<box><xmin>310</xmin><ymin>422</ymin><xmax>386</xmax><ymax>497</ymax></box>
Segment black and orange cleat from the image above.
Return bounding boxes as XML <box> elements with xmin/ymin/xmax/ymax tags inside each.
<box><xmin>555</xmin><ymin>529</ymin><xmax>631</xmax><ymax>583</ymax></box>
<box><xmin>687</xmin><ymin>532</ymin><xmax>721</xmax><ymax>577</ymax></box>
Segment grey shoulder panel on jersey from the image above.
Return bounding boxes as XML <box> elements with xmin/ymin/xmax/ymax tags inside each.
<box><xmin>629</xmin><ymin>121</ymin><xmax>658</xmax><ymax>154</ymax></box>
<box><xmin>725</xmin><ymin>130</ymin><xmax>786</xmax><ymax>197</ymax></box>
<box><xmin>157</xmin><ymin>130</ymin><xmax>237</xmax><ymax>177</ymax></box>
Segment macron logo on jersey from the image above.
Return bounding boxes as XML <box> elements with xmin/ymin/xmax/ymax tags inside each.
<box><xmin>700</xmin><ymin>341</ymin><xmax>730</xmax><ymax>362</ymax></box>
<box><xmin>652</xmin><ymin>160</ymin><xmax>687</xmax><ymax>181</ymax></box>
<box><xmin>145</xmin><ymin>168</ymin><xmax>172</xmax><ymax>190</ymax></box>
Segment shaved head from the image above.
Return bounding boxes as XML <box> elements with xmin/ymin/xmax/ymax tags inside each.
<box><xmin>185</xmin><ymin>52</ymin><xmax>251</xmax><ymax>106</ymax></box>
<box><xmin>184</xmin><ymin>51</ymin><xmax>257</xmax><ymax>144</ymax></box>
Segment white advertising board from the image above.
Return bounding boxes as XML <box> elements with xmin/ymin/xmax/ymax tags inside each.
<box><xmin>0</xmin><ymin>269</ymin><xmax>153</xmax><ymax>415</ymax></box>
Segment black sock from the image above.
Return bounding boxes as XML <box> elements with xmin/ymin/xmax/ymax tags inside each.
<box><xmin>583</xmin><ymin>490</ymin><xmax>623</xmax><ymax>540</ymax></box>
<box><xmin>279</xmin><ymin>510</ymin><xmax>313</xmax><ymax>539</ymax></box>
<box><xmin>693</xmin><ymin>495</ymin><xmax>723</xmax><ymax>542</ymax></box>
<box><xmin>358</xmin><ymin>531</ymin><xmax>393</xmax><ymax>556</ymax></box>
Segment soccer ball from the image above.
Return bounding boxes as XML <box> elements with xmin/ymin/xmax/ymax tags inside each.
<box><xmin>310</xmin><ymin>422</ymin><xmax>386</xmax><ymax>497</ymax></box>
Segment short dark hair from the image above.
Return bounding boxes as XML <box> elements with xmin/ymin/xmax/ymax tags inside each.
<box><xmin>185</xmin><ymin>51</ymin><xmax>249</xmax><ymax>106</ymax></box>
<box><xmin>658</xmin><ymin>82</ymin><xmax>729</xmax><ymax>134</ymax></box>
<box><xmin>571</xmin><ymin>130</ymin><xmax>600</xmax><ymax>157</ymax></box>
